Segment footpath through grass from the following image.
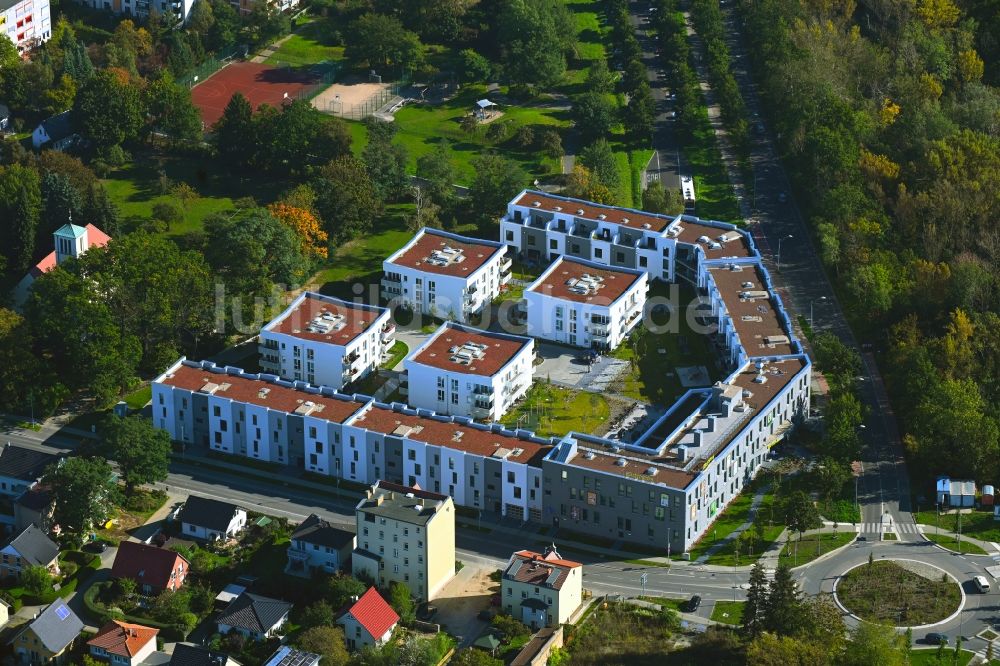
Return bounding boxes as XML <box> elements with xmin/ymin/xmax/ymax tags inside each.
<box><xmin>686</xmin><ymin>478</ymin><xmax>782</xmax><ymax>566</ymax></box>
<box><xmin>263</xmin><ymin>19</ymin><xmax>344</xmax><ymax>67</ymax></box>
<box><xmin>779</xmin><ymin>531</ymin><xmax>855</xmax><ymax>567</ymax></box>
<box><xmin>836</xmin><ymin>560</ymin><xmax>960</xmax><ymax>626</ymax></box>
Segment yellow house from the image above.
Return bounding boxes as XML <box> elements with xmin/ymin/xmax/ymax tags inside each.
<box><xmin>352</xmin><ymin>481</ymin><xmax>455</xmax><ymax>602</ymax></box>
<box><xmin>10</xmin><ymin>600</ymin><xmax>84</xmax><ymax>664</ymax></box>
<box><xmin>501</xmin><ymin>546</ymin><xmax>582</xmax><ymax>629</ymax></box>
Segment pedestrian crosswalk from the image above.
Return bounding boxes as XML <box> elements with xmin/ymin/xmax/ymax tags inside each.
<box><xmin>857</xmin><ymin>522</ymin><xmax>920</xmax><ymax>534</ymax></box>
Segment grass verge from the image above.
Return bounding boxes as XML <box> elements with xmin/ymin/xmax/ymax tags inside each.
<box><xmin>779</xmin><ymin>531</ymin><xmax>855</xmax><ymax>567</ymax></box>
<box><xmin>923</xmin><ymin>532</ymin><xmax>988</xmax><ymax>555</ymax></box>
<box><xmin>710</xmin><ymin>600</ymin><xmax>744</xmax><ymax>625</ymax></box>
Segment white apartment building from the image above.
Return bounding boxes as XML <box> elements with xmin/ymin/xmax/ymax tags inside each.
<box><xmin>72</xmin><ymin>0</ymin><xmax>194</xmax><ymax>24</ymax></box>
<box><xmin>499</xmin><ymin>190</ymin><xmax>752</xmax><ymax>284</ymax></box>
<box><xmin>1</xmin><ymin>0</ymin><xmax>50</xmax><ymax>52</ymax></box>
<box><xmin>258</xmin><ymin>292</ymin><xmax>394</xmax><ymax>391</ymax></box>
<box><xmin>524</xmin><ymin>256</ymin><xmax>648</xmax><ymax>351</ymax></box>
<box><xmin>381</xmin><ymin>228</ymin><xmax>511</xmax><ymax>323</ymax></box>
<box><xmin>351</xmin><ymin>481</ymin><xmax>455</xmax><ymax>602</ymax></box>
<box><xmin>404</xmin><ymin>322</ymin><xmax>534</xmax><ymax>422</ymax></box>
<box><xmin>501</xmin><ymin>547</ymin><xmax>582</xmax><ymax>628</ymax></box>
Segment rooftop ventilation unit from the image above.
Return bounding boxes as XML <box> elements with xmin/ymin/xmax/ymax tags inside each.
<box><xmin>615</xmin><ymin>457</ymin><xmax>627</xmax><ymax>467</ymax></box>
<box><xmin>597</xmin><ymin>214</ymin><xmax>607</xmax><ymax>220</ymax></box>
<box><xmin>645</xmin><ymin>467</ymin><xmax>658</xmax><ymax>476</ymax></box>
<box><xmin>583</xmin><ymin>451</ymin><xmax>596</xmax><ymax>460</ymax></box>
<box><xmin>427</xmin><ymin>245</ymin><xmax>466</xmax><ymax>267</ymax></box>
<box><xmin>576</xmin><ymin>209</ymin><xmax>584</xmax><ymax>215</ymax></box>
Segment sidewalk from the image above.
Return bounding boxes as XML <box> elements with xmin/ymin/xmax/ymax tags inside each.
<box><xmin>694</xmin><ymin>484</ymin><xmax>770</xmax><ymax>564</ymax></box>
<box><xmin>916</xmin><ymin>524</ymin><xmax>1000</xmax><ymax>556</ymax></box>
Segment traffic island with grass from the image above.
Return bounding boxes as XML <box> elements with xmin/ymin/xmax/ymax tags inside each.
<box><xmin>836</xmin><ymin>560</ymin><xmax>961</xmax><ymax>626</ymax></box>
<box><xmin>710</xmin><ymin>600</ymin><xmax>744</xmax><ymax>625</ymax></box>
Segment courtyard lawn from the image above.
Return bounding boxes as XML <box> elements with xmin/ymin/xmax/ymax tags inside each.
<box><xmin>923</xmin><ymin>532</ymin><xmax>988</xmax><ymax>555</ymax></box>
<box><xmin>124</xmin><ymin>385</ymin><xmax>152</xmax><ymax>410</ymax></box>
<box><xmin>264</xmin><ymin>20</ymin><xmax>345</xmax><ymax>67</ymax></box>
<box><xmin>779</xmin><ymin>531</ymin><xmax>855</xmax><ymax>567</ymax></box>
<box><xmin>381</xmin><ymin>340</ymin><xmax>409</xmax><ymax>370</ymax></box>
<box><xmin>609</xmin><ymin>283</ymin><xmax>720</xmax><ymax>405</ymax></box>
<box><xmin>710</xmin><ymin>600</ymin><xmax>744</xmax><ymax>625</ymax></box>
<box><xmin>914</xmin><ymin>509</ymin><xmax>1000</xmax><ymax>543</ymax></box>
<box><xmin>686</xmin><ymin>480</ymin><xmax>784</xmax><ymax>566</ymax></box>
<box><xmin>500</xmin><ymin>382</ymin><xmax>610</xmax><ymax>438</ymax></box>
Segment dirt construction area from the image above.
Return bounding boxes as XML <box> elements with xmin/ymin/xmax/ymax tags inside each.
<box><xmin>434</xmin><ymin>564</ymin><xmax>498</xmax><ymax>647</ymax></box>
<box><xmin>311</xmin><ymin>81</ymin><xmax>391</xmax><ymax>115</ymax></box>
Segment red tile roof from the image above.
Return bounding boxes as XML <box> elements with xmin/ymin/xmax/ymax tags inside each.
<box><xmin>350</xmin><ymin>406</ymin><xmax>552</xmax><ymax>467</ymax></box>
<box><xmin>409</xmin><ymin>323</ymin><xmax>532</xmax><ymax>376</ymax></box>
<box><xmin>707</xmin><ymin>262</ymin><xmax>794</xmax><ymax>357</ymax></box>
<box><xmin>159</xmin><ymin>364</ymin><xmax>365</xmax><ymax>424</ymax></box>
<box><xmin>527</xmin><ymin>257</ymin><xmax>645</xmax><ymax>305</ymax></box>
<box><xmin>673</xmin><ymin>221</ymin><xmax>752</xmax><ymax>259</ymax></box>
<box><xmin>513</xmin><ymin>191</ymin><xmax>674</xmax><ymax>233</ymax></box>
<box><xmin>87</xmin><ymin>621</ymin><xmax>158</xmax><ymax>658</ymax></box>
<box><xmin>111</xmin><ymin>541</ymin><xmax>188</xmax><ymax>591</ymax></box>
<box><xmin>387</xmin><ymin>229</ymin><xmax>504</xmax><ymax>278</ymax></box>
<box><xmin>29</xmin><ymin>224</ymin><xmax>111</xmax><ymax>278</ymax></box>
<box><xmin>265</xmin><ymin>293</ymin><xmax>386</xmax><ymax>346</ymax></box>
<box><xmin>345</xmin><ymin>587</ymin><xmax>399</xmax><ymax>640</ymax></box>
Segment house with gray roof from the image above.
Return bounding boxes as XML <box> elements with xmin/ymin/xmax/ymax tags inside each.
<box><xmin>217</xmin><ymin>592</ymin><xmax>291</xmax><ymax>641</ymax></box>
<box><xmin>0</xmin><ymin>443</ymin><xmax>59</xmax><ymax>498</ymax></box>
<box><xmin>10</xmin><ymin>600</ymin><xmax>84</xmax><ymax>664</ymax></box>
<box><xmin>178</xmin><ymin>496</ymin><xmax>247</xmax><ymax>542</ymax></box>
<box><xmin>0</xmin><ymin>524</ymin><xmax>60</xmax><ymax>580</ymax></box>
<box><xmin>169</xmin><ymin>643</ymin><xmax>239</xmax><ymax>666</ymax></box>
<box><xmin>31</xmin><ymin>111</ymin><xmax>79</xmax><ymax>151</ymax></box>
<box><xmin>286</xmin><ymin>513</ymin><xmax>355</xmax><ymax>577</ymax></box>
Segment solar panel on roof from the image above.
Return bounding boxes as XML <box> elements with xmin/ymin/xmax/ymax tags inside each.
<box><xmin>55</xmin><ymin>605</ymin><xmax>70</xmax><ymax>620</ymax></box>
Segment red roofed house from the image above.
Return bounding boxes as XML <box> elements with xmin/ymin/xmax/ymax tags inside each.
<box><xmin>13</xmin><ymin>223</ymin><xmax>111</xmax><ymax>308</ymax></box>
<box><xmin>336</xmin><ymin>587</ymin><xmax>399</xmax><ymax>652</ymax></box>
<box><xmin>111</xmin><ymin>541</ymin><xmax>188</xmax><ymax>596</ymax></box>
<box><xmin>87</xmin><ymin>621</ymin><xmax>158</xmax><ymax>666</ymax></box>
<box><xmin>501</xmin><ymin>545</ymin><xmax>582</xmax><ymax>628</ymax></box>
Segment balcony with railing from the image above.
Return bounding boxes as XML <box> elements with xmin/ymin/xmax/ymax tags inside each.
<box><xmin>501</xmin><ymin>257</ymin><xmax>512</xmax><ymax>272</ymax></box>
<box><xmin>381</xmin><ymin>322</ymin><xmax>396</xmax><ymax>342</ymax></box>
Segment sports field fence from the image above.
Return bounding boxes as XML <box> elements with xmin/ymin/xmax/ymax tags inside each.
<box><xmin>178</xmin><ymin>45</ymin><xmax>241</xmax><ymax>89</ymax></box>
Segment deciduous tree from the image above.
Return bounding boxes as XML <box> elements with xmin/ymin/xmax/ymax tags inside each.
<box><xmin>104</xmin><ymin>415</ymin><xmax>171</xmax><ymax>496</ymax></box>
<box><xmin>43</xmin><ymin>457</ymin><xmax>118</xmax><ymax>536</ymax></box>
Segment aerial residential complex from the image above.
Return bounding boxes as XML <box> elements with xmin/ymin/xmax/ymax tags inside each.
<box><xmin>404</xmin><ymin>322</ymin><xmax>534</xmax><ymax>421</ymax></box>
<box><xmin>71</xmin><ymin>0</ymin><xmax>194</xmax><ymax>24</ymax></box>
<box><xmin>351</xmin><ymin>481</ymin><xmax>455</xmax><ymax>602</ymax></box>
<box><xmin>524</xmin><ymin>256</ymin><xmax>648</xmax><ymax>351</ymax></box>
<box><xmin>152</xmin><ymin>191</ymin><xmax>810</xmax><ymax>552</ymax></box>
<box><xmin>258</xmin><ymin>292</ymin><xmax>394</xmax><ymax>390</ymax></box>
<box><xmin>381</xmin><ymin>228</ymin><xmax>511</xmax><ymax>323</ymax></box>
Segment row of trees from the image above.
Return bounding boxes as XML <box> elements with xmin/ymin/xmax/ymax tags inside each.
<box><xmin>737</xmin><ymin>0</ymin><xmax>1000</xmax><ymax>482</ymax></box>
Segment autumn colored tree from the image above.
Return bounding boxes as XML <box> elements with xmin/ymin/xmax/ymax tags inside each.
<box><xmin>267</xmin><ymin>203</ymin><xmax>329</xmax><ymax>259</ymax></box>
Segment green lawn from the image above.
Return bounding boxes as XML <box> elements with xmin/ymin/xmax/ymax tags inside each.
<box><xmin>124</xmin><ymin>385</ymin><xmax>152</xmax><ymax>410</ymax></box>
<box><xmin>102</xmin><ymin>152</ymin><xmax>282</xmax><ymax>236</ymax></box>
<box><xmin>382</xmin><ymin>340</ymin><xmax>409</xmax><ymax>370</ymax></box>
<box><xmin>909</xmin><ymin>650</ymin><xmax>976</xmax><ymax>666</ymax></box>
<box><xmin>638</xmin><ymin>596</ymin><xmax>687</xmax><ymax>613</ymax></box>
<box><xmin>914</xmin><ymin>509</ymin><xmax>1000</xmax><ymax>543</ymax></box>
<box><xmin>609</xmin><ymin>283</ymin><xmax>721</xmax><ymax>405</ymax></box>
<box><xmin>263</xmin><ymin>20</ymin><xmax>345</xmax><ymax>67</ymax></box>
<box><xmin>685</xmin><ymin>99</ymin><xmax>741</xmax><ymax>224</ymax></box>
<box><xmin>779</xmin><ymin>531</ymin><xmax>855</xmax><ymax>567</ymax></box>
<box><xmin>686</xmin><ymin>480</ymin><xmax>783</xmax><ymax>566</ymax></box>
<box><xmin>923</xmin><ymin>532</ymin><xmax>988</xmax><ymax>555</ymax></box>
<box><xmin>837</xmin><ymin>560</ymin><xmax>961</xmax><ymax>626</ymax></box>
<box><xmin>710</xmin><ymin>600</ymin><xmax>744</xmax><ymax>625</ymax></box>
<box><xmin>500</xmin><ymin>382</ymin><xmax>610</xmax><ymax>438</ymax></box>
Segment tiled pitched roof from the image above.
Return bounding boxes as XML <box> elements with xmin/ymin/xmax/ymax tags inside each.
<box><xmin>3</xmin><ymin>524</ymin><xmax>59</xmax><ymax>567</ymax></box>
<box><xmin>111</xmin><ymin>541</ymin><xmax>188</xmax><ymax>590</ymax></box>
<box><xmin>290</xmin><ymin>514</ymin><xmax>355</xmax><ymax>550</ymax></box>
<box><xmin>342</xmin><ymin>587</ymin><xmax>398</xmax><ymax>640</ymax></box>
<box><xmin>87</xmin><ymin>621</ymin><xmax>158</xmax><ymax>657</ymax></box>
<box><xmin>169</xmin><ymin>643</ymin><xmax>232</xmax><ymax>666</ymax></box>
<box><xmin>217</xmin><ymin>593</ymin><xmax>291</xmax><ymax>634</ymax></box>
<box><xmin>0</xmin><ymin>444</ymin><xmax>59</xmax><ymax>482</ymax></box>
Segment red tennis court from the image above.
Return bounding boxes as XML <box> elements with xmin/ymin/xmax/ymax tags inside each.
<box><xmin>192</xmin><ymin>62</ymin><xmax>322</xmax><ymax>128</ymax></box>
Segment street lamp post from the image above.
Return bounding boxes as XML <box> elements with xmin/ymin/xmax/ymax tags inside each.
<box><xmin>810</xmin><ymin>296</ymin><xmax>827</xmax><ymax>329</ymax></box>
<box><xmin>776</xmin><ymin>234</ymin><xmax>793</xmax><ymax>270</ymax></box>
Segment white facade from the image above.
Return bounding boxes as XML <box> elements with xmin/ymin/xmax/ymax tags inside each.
<box><xmin>501</xmin><ymin>549</ymin><xmax>582</xmax><ymax>628</ymax></box>
<box><xmin>381</xmin><ymin>228</ymin><xmax>511</xmax><ymax>323</ymax></box>
<box><xmin>181</xmin><ymin>511</ymin><xmax>246</xmax><ymax>541</ymax></box>
<box><xmin>524</xmin><ymin>257</ymin><xmax>648</xmax><ymax>351</ymax></box>
<box><xmin>404</xmin><ymin>322</ymin><xmax>534</xmax><ymax>421</ymax></box>
<box><xmin>72</xmin><ymin>0</ymin><xmax>195</xmax><ymax>24</ymax></box>
<box><xmin>337</xmin><ymin>611</ymin><xmax>393</xmax><ymax>652</ymax></box>
<box><xmin>1</xmin><ymin>0</ymin><xmax>50</xmax><ymax>52</ymax></box>
<box><xmin>259</xmin><ymin>292</ymin><xmax>393</xmax><ymax>390</ymax></box>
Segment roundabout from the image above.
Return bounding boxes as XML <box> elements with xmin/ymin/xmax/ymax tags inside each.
<box><xmin>833</xmin><ymin>558</ymin><xmax>964</xmax><ymax>628</ymax></box>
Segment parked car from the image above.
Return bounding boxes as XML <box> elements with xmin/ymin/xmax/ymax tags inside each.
<box><xmin>923</xmin><ymin>632</ymin><xmax>948</xmax><ymax>645</ymax></box>
<box><xmin>685</xmin><ymin>595</ymin><xmax>702</xmax><ymax>612</ymax></box>
<box><xmin>778</xmin><ymin>192</ymin><xmax>788</xmax><ymax>203</ymax></box>
<box><xmin>85</xmin><ymin>540</ymin><xmax>108</xmax><ymax>553</ymax></box>
<box><xmin>856</xmin><ymin>535</ymin><xmax>867</xmax><ymax>542</ymax></box>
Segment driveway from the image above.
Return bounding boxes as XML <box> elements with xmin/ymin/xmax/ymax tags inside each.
<box><xmin>433</xmin><ymin>564</ymin><xmax>497</xmax><ymax>648</ymax></box>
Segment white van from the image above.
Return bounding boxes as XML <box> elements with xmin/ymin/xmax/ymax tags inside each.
<box><xmin>973</xmin><ymin>575</ymin><xmax>991</xmax><ymax>593</ymax></box>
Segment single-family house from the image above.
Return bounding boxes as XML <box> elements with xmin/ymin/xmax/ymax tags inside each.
<box><xmin>31</xmin><ymin>111</ymin><xmax>78</xmax><ymax>151</ymax></box>
<box><xmin>87</xmin><ymin>621</ymin><xmax>159</xmax><ymax>666</ymax></box>
<box><xmin>10</xmin><ymin>600</ymin><xmax>84</xmax><ymax>664</ymax></box>
<box><xmin>0</xmin><ymin>444</ymin><xmax>59</xmax><ymax>498</ymax></box>
<box><xmin>111</xmin><ymin>541</ymin><xmax>189</xmax><ymax>595</ymax></box>
<box><xmin>169</xmin><ymin>643</ymin><xmax>239</xmax><ymax>666</ymax></box>
<box><xmin>178</xmin><ymin>496</ymin><xmax>247</xmax><ymax>542</ymax></box>
<box><xmin>501</xmin><ymin>545</ymin><xmax>582</xmax><ymax>628</ymax></box>
<box><xmin>936</xmin><ymin>477</ymin><xmax>976</xmax><ymax>508</ymax></box>
<box><xmin>0</xmin><ymin>598</ymin><xmax>10</xmax><ymax>628</ymax></box>
<box><xmin>0</xmin><ymin>524</ymin><xmax>60</xmax><ymax>579</ymax></box>
<box><xmin>286</xmin><ymin>513</ymin><xmax>355</xmax><ymax>577</ymax></box>
<box><xmin>14</xmin><ymin>485</ymin><xmax>54</xmax><ymax>534</ymax></box>
<box><xmin>263</xmin><ymin>647</ymin><xmax>321</xmax><ymax>666</ymax></box>
<box><xmin>217</xmin><ymin>592</ymin><xmax>291</xmax><ymax>641</ymax></box>
<box><xmin>337</xmin><ymin>587</ymin><xmax>399</xmax><ymax>652</ymax></box>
